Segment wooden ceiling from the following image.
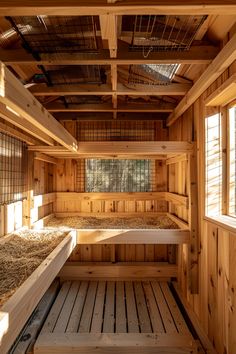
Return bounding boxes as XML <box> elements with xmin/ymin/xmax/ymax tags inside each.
<box><xmin>0</xmin><ymin>2</ymin><xmax>235</xmax><ymax>123</ymax></box>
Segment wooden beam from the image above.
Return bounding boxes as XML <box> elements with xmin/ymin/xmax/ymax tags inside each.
<box><xmin>0</xmin><ymin>120</ymin><xmax>40</xmax><ymax>145</ymax></box>
<box><xmin>0</xmin><ymin>231</ymin><xmax>76</xmax><ymax>354</ymax></box>
<box><xmin>0</xmin><ymin>46</ymin><xmax>219</xmax><ymax>65</ymax></box>
<box><xmin>46</xmin><ymin>102</ymin><xmax>175</xmax><ymax>113</ymax></box>
<box><xmin>0</xmin><ymin>62</ymin><xmax>78</xmax><ymax>151</ymax></box>
<box><xmin>59</xmin><ymin>262</ymin><xmax>178</xmax><ymax>280</ymax></box>
<box><xmin>34</xmin><ymin>152</ymin><xmax>58</xmax><ymax>164</ymax></box>
<box><xmin>1</xmin><ymin>2</ymin><xmax>236</xmax><ymax>16</ymax></box>
<box><xmin>99</xmin><ymin>15</ymin><xmax>117</xmax><ymax>58</ymax></box>
<box><xmin>77</xmin><ymin>141</ymin><xmax>193</xmax><ymax>155</ymax></box>
<box><xmin>28</xmin><ymin>141</ymin><xmax>193</xmax><ymax>156</ymax></box>
<box><xmin>167</xmin><ymin>32</ymin><xmax>236</xmax><ymax>126</ymax></box>
<box><xmin>205</xmin><ymin>73</ymin><xmax>236</xmax><ymax>106</ymax></box>
<box><xmin>76</xmin><ymin>229</ymin><xmax>190</xmax><ymax>244</ymax></box>
<box><xmin>30</xmin><ymin>82</ymin><xmax>191</xmax><ymax>96</ymax></box>
<box><xmin>52</xmin><ymin>112</ymin><xmax>168</xmax><ymax>121</ymax></box>
<box><xmin>34</xmin><ymin>332</ymin><xmax>196</xmax><ymax>354</ymax></box>
<box><xmin>0</xmin><ymin>102</ymin><xmax>54</xmax><ymax>145</ymax></box>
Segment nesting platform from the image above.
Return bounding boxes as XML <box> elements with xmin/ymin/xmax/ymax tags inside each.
<box><xmin>35</xmin><ymin>280</ymin><xmax>197</xmax><ymax>353</ymax></box>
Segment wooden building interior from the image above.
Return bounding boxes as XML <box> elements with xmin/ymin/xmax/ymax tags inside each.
<box><xmin>0</xmin><ymin>2</ymin><xmax>236</xmax><ymax>354</ymax></box>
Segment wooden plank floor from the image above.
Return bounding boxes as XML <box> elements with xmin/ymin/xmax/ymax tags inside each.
<box><xmin>34</xmin><ymin>281</ymin><xmax>197</xmax><ymax>353</ymax></box>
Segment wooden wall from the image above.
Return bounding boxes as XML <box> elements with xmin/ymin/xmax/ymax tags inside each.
<box><xmin>53</xmin><ymin>120</ymin><xmax>168</xmax><ymax>214</ymax></box>
<box><xmin>169</xmin><ymin>30</ymin><xmax>236</xmax><ymax>352</ymax></box>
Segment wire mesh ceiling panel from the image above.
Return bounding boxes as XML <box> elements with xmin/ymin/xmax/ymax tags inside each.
<box><xmin>85</xmin><ymin>159</ymin><xmax>155</xmax><ymax>192</ymax></box>
<box><xmin>127</xmin><ymin>15</ymin><xmax>207</xmax><ymax>52</ymax></box>
<box><xmin>128</xmin><ymin>64</ymin><xmax>180</xmax><ymax>86</ymax></box>
<box><xmin>31</xmin><ymin>65</ymin><xmax>106</xmax><ymax>85</ymax></box>
<box><xmin>0</xmin><ymin>132</ymin><xmax>27</xmax><ymax>205</ymax></box>
<box><xmin>77</xmin><ymin>121</ymin><xmax>156</xmax><ymax>141</ymax></box>
<box><xmin>9</xmin><ymin>16</ymin><xmax>100</xmax><ymax>53</ymax></box>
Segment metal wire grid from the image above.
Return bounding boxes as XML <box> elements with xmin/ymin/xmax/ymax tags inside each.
<box><xmin>84</xmin><ymin>159</ymin><xmax>155</xmax><ymax>192</ymax></box>
<box><xmin>128</xmin><ymin>64</ymin><xmax>180</xmax><ymax>86</ymax></box>
<box><xmin>0</xmin><ymin>132</ymin><xmax>27</xmax><ymax>205</ymax></box>
<box><xmin>77</xmin><ymin>121</ymin><xmax>155</xmax><ymax>141</ymax></box>
<box><xmin>128</xmin><ymin>15</ymin><xmax>207</xmax><ymax>52</ymax></box>
<box><xmin>10</xmin><ymin>16</ymin><xmax>99</xmax><ymax>53</ymax></box>
<box><xmin>31</xmin><ymin>65</ymin><xmax>105</xmax><ymax>86</ymax></box>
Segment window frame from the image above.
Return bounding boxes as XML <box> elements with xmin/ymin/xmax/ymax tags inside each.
<box><xmin>204</xmin><ymin>100</ymin><xmax>236</xmax><ymax>230</ymax></box>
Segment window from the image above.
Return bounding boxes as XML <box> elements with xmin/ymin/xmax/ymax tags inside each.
<box><xmin>0</xmin><ymin>132</ymin><xmax>27</xmax><ymax>205</ymax></box>
<box><xmin>229</xmin><ymin>106</ymin><xmax>236</xmax><ymax>216</ymax></box>
<box><xmin>205</xmin><ymin>113</ymin><xmax>222</xmax><ymax>216</ymax></box>
<box><xmin>85</xmin><ymin>159</ymin><xmax>154</xmax><ymax>192</ymax></box>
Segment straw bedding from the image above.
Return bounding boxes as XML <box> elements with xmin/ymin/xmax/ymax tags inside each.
<box><xmin>46</xmin><ymin>215</ymin><xmax>178</xmax><ymax>229</ymax></box>
<box><xmin>0</xmin><ymin>229</ymin><xmax>68</xmax><ymax>308</ymax></box>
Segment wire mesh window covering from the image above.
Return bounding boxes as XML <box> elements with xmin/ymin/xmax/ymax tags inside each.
<box><xmin>0</xmin><ymin>132</ymin><xmax>27</xmax><ymax>205</ymax></box>
<box><xmin>127</xmin><ymin>15</ymin><xmax>207</xmax><ymax>52</ymax></box>
<box><xmin>77</xmin><ymin>121</ymin><xmax>157</xmax><ymax>141</ymax></box>
<box><xmin>84</xmin><ymin>159</ymin><xmax>155</xmax><ymax>192</ymax></box>
<box><xmin>9</xmin><ymin>16</ymin><xmax>100</xmax><ymax>53</ymax></box>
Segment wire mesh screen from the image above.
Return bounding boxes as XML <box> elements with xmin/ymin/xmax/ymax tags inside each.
<box><xmin>85</xmin><ymin>159</ymin><xmax>155</xmax><ymax>192</ymax></box>
<box><xmin>128</xmin><ymin>64</ymin><xmax>179</xmax><ymax>86</ymax></box>
<box><xmin>128</xmin><ymin>15</ymin><xmax>207</xmax><ymax>52</ymax></box>
<box><xmin>0</xmin><ymin>132</ymin><xmax>27</xmax><ymax>205</ymax></box>
<box><xmin>77</xmin><ymin>121</ymin><xmax>156</xmax><ymax>141</ymax></box>
<box><xmin>31</xmin><ymin>65</ymin><xmax>106</xmax><ymax>85</ymax></box>
<box><xmin>10</xmin><ymin>16</ymin><xmax>99</xmax><ymax>53</ymax></box>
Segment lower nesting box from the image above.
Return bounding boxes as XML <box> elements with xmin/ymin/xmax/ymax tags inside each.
<box><xmin>34</xmin><ymin>280</ymin><xmax>197</xmax><ymax>354</ymax></box>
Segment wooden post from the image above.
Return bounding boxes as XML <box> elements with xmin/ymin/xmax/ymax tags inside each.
<box><xmin>188</xmin><ymin>147</ymin><xmax>199</xmax><ymax>294</ymax></box>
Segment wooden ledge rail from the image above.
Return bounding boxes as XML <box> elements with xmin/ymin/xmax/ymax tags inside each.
<box><xmin>0</xmin><ymin>231</ymin><xmax>76</xmax><ymax>354</ymax></box>
<box><xmin>33</xmin><ymin>193</ymin><xmax>56</xmax><ymax>209</ymax></box>
<box><xmin>59</xmin><ymin>262</ymin><xmax>178</xmax><ymax>280</ymax></box>
<box><xmin>34</xmin><ymin>333</ymin><xmax>196</xmax><ymax>354</ymax></box>
<box><xmin>56</xmin><ymin>192</ymin><xmax>189</xmax><ymax>207</ymax></box>
<box><xmin>76</xmin><ymin>229</ymin><xmax>190</xmax><ymax>244</ymax></box>
<box><xmin>32</xmin><ymin>213</ymin><xmax>55</xmax><ymax>230</ymax></box>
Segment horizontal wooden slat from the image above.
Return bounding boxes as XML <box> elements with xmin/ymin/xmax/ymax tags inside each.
<box><xmin>34</xmin><ymin>332</ymin><xmax>196</xmax><ymax>354</ymax></box>
<box><xmin>59</xmin><ymin>262</ymin><xmax>178</xmax><ymax>280</ymax></box>
<box><xmin>33</xmin><ymin>193</ymin><xmax>56</xmax><ymax>209</ymax></box>
<box><xmin>0</xmin><ymin>231</ymin><xmax>77</xmax><ymax>354</ymax></box>
<box><xmin>76</xmin><ymin>229</ymin><xmax>190</xmax><ymax>244</ymax></box>
<box><xmin>56</xmin><ymin>192</ymin><xmax>188</xmax><ymax>207</ymax></box>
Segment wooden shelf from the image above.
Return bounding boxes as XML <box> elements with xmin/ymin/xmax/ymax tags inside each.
<box><xmin>205</xmin><ymin>73</ymin><xmax>236</xmax><ymax>107</ymax></box>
